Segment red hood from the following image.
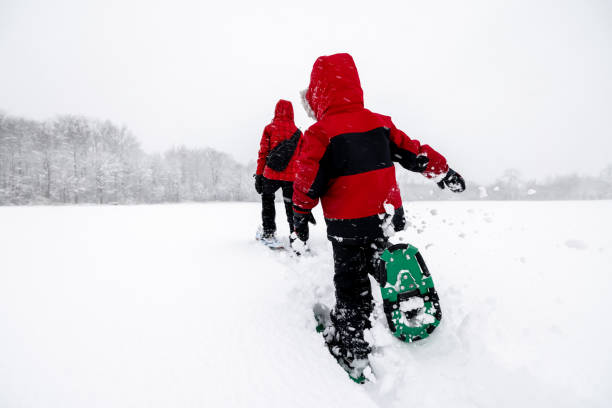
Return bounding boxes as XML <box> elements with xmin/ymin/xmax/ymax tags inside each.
<box><xmin>305</xmin><ymin>53</ymin><xmax>364</xmax><ymax>121</ymax></box>
<box><xmin>274</xmin><ymin>99</ymin><xmax>294</xmax><ymax>121</ymax></box>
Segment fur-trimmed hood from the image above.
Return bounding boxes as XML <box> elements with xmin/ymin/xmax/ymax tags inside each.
<box><xmin>302</xmin><ymin>53</ymin><xmax>364</xmax><ymax>121</ymax></box>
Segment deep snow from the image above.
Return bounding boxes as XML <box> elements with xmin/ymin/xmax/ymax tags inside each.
<box><xmin>0</xmin><ymin>201</ymin><xmax>610</xmax><ymax>407</ymax></box>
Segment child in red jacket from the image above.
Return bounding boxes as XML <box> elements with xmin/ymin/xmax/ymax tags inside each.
<box><xmin>255</xmin><ymin>99</ymin><xmax>301</xmax><ymax>247</ymax></box>
<box><xmin>292</xmin><ymin>53</ymin><xmax>465</xmax><ymax>371</ymax></box>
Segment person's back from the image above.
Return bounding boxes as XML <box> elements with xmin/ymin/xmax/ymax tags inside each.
<box><xmin>254</xmin><ymin>99</ymin><xmax>301</xmax><ymax>246</ymax></box>
<box><xmin>257</xmin><ymin>100</ymin><xmax>299</xmax><ymax>182</ymax></box>
<box><xmin>294</xmin><ymin>53</ymin><xmax>451</xmax><ymax>242</ymax></box>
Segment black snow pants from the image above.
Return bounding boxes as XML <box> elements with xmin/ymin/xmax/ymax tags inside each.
<box><xmin>330</xmin><ymin>238</ymin><xmax>389</xmax><ymax>359</ymax></box>
<box><xmin>261</xmin><ymin>177</ymin><xmax>294</xmax><ymax>235</ymax></box>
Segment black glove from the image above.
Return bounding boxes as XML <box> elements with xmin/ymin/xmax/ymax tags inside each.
<box><xmin>392</xmin><ymin>207</ymin><xmax>406</xmax><ymax>232</ymax></box>
<box><xmin>293</xmin><ymin>207</ymin><xmax>312</xmax><ymax>242</ymax></box>
<box><xmin>307</xmin><ymin>212</ymin><xmax>316</xmax><ymax>225</ymax></box>
<box><xmin>254</xmin><ymin>174</ymin><xmax>264</xmax><ymax>194</ymax></box>
<box><xmin>437</xmin><ymin>169</ymin><xmax>466</xmax><ymax>193</ymax></box>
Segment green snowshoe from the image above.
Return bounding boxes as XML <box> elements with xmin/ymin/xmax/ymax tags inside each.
<box><xmin>379</xmin><ymin>243</ymin><xmax>442</xmax><ymax>342</ymax></box>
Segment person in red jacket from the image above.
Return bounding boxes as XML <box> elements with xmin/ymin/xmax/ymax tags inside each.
<box><xmin>293</xmin><ymin>53</ymin><xmax>465</xmax><ymax>367</ymax></box>
<box><xmin>255</xmin><ymin>99</ymin><xmax>301</xmax><ymax>246</ymax></box>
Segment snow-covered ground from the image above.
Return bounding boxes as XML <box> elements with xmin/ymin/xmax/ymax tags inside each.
<box><xmin>0</xmin><ymin>201</ymin><xmax>610</xmax><ymax>407</ymax></box>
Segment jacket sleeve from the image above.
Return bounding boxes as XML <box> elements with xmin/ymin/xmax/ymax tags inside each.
<box><xmin>383</xmin><ymin>116</ymin><xmax>449</xmax><ymax>179</ymax></box>
<box><xmin>256</xmin><ymin>126</ymin><xmax>270</xmax><ymax>175</ymax></box>
<box><xmin>292</xmin><ymin>125</ymin><xmax>330</xmax><ymax>212</ymax></box>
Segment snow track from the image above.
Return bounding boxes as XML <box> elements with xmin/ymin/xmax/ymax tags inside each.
<box><xmin>0</xmin><ymin>201</ymin><xmax>610</xmax><ymax>407</ymax></box>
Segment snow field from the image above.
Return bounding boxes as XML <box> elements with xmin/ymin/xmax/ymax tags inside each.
<box><xmin>0</xmin><ymin>203</ymin><xmax>376</xmax><ymax>408</ymax></box>
<box><xmin>0</xmin><ymin>201</ymin><xmax>611</xmax><ymax>407</ymax></box>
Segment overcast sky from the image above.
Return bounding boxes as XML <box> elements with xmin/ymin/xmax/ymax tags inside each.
<box><xmin>1</xmin><ymin>0</ymin><xmax>610</xmax><ymax>182</ymax></box>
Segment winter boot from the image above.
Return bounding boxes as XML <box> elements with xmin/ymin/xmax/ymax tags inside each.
<box><xmin>330</xmin><ymin>303</ymin><xmax>372</xmax><ymax>359</ymax></box>
<box><xmin>329</xmin><ymin>303</ymin><xmax>373</xmax><ymax>382</ymax></box>
<box><xmin>289</xmin><ymin>232</ymin><xmax>310</xmax><ymax>255</ymax></box>
<box><xmin>313</xmin><ymin>302</ymin><xmax>373</xmax><ymax>383</ymax></box>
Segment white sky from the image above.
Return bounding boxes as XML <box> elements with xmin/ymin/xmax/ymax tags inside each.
<box><xmin>1</xmin><ymin>0</ymin><xmax>611</xmax><ymax>182</ymax></box>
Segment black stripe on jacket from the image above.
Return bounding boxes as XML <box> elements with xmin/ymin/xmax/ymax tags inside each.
<box><xmin>306</xmin><ymin>127</ymin><xmax>428</xmax><ymax>200</ymax></box>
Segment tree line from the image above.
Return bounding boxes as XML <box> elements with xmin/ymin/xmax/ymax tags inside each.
<box><xmin>0</xmin><ymin>112</ymin><xmax>258</xmax><ymax>205</ymax></box>
<box><xmin>396</xmin><ymin>167</ymin><xmax>612</xmax><ymax>201</ymax></box>
<box><xmin>1</xmin><ymin>111</ymin><xmax>611</xmax><ymax>205</ymax></box>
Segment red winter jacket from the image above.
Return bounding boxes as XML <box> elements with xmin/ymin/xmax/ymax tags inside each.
<box><xmin>256</xmin><ymin>100</ymin><xmax>300</xmax><ymax>182</ymax></box>
<box><xmin>294</xmin><ymin>53</ymin><xmax>450</xmax><ymax>242</ymax></box>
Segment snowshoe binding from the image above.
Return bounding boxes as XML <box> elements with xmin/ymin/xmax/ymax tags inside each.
<box><xmin>378</xmin><ymin>243</ymin><xmax>442</xmax><ymax>342</ymax></box>
<box><xmin>313</xmin><ymin>303</ymin><xmax>374</xmax><ymax>384</ymax></box>
<box><xmin>255</xmin><ymin>227</ymin><xmax>284</xmax><ymax>250</ymax></box>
